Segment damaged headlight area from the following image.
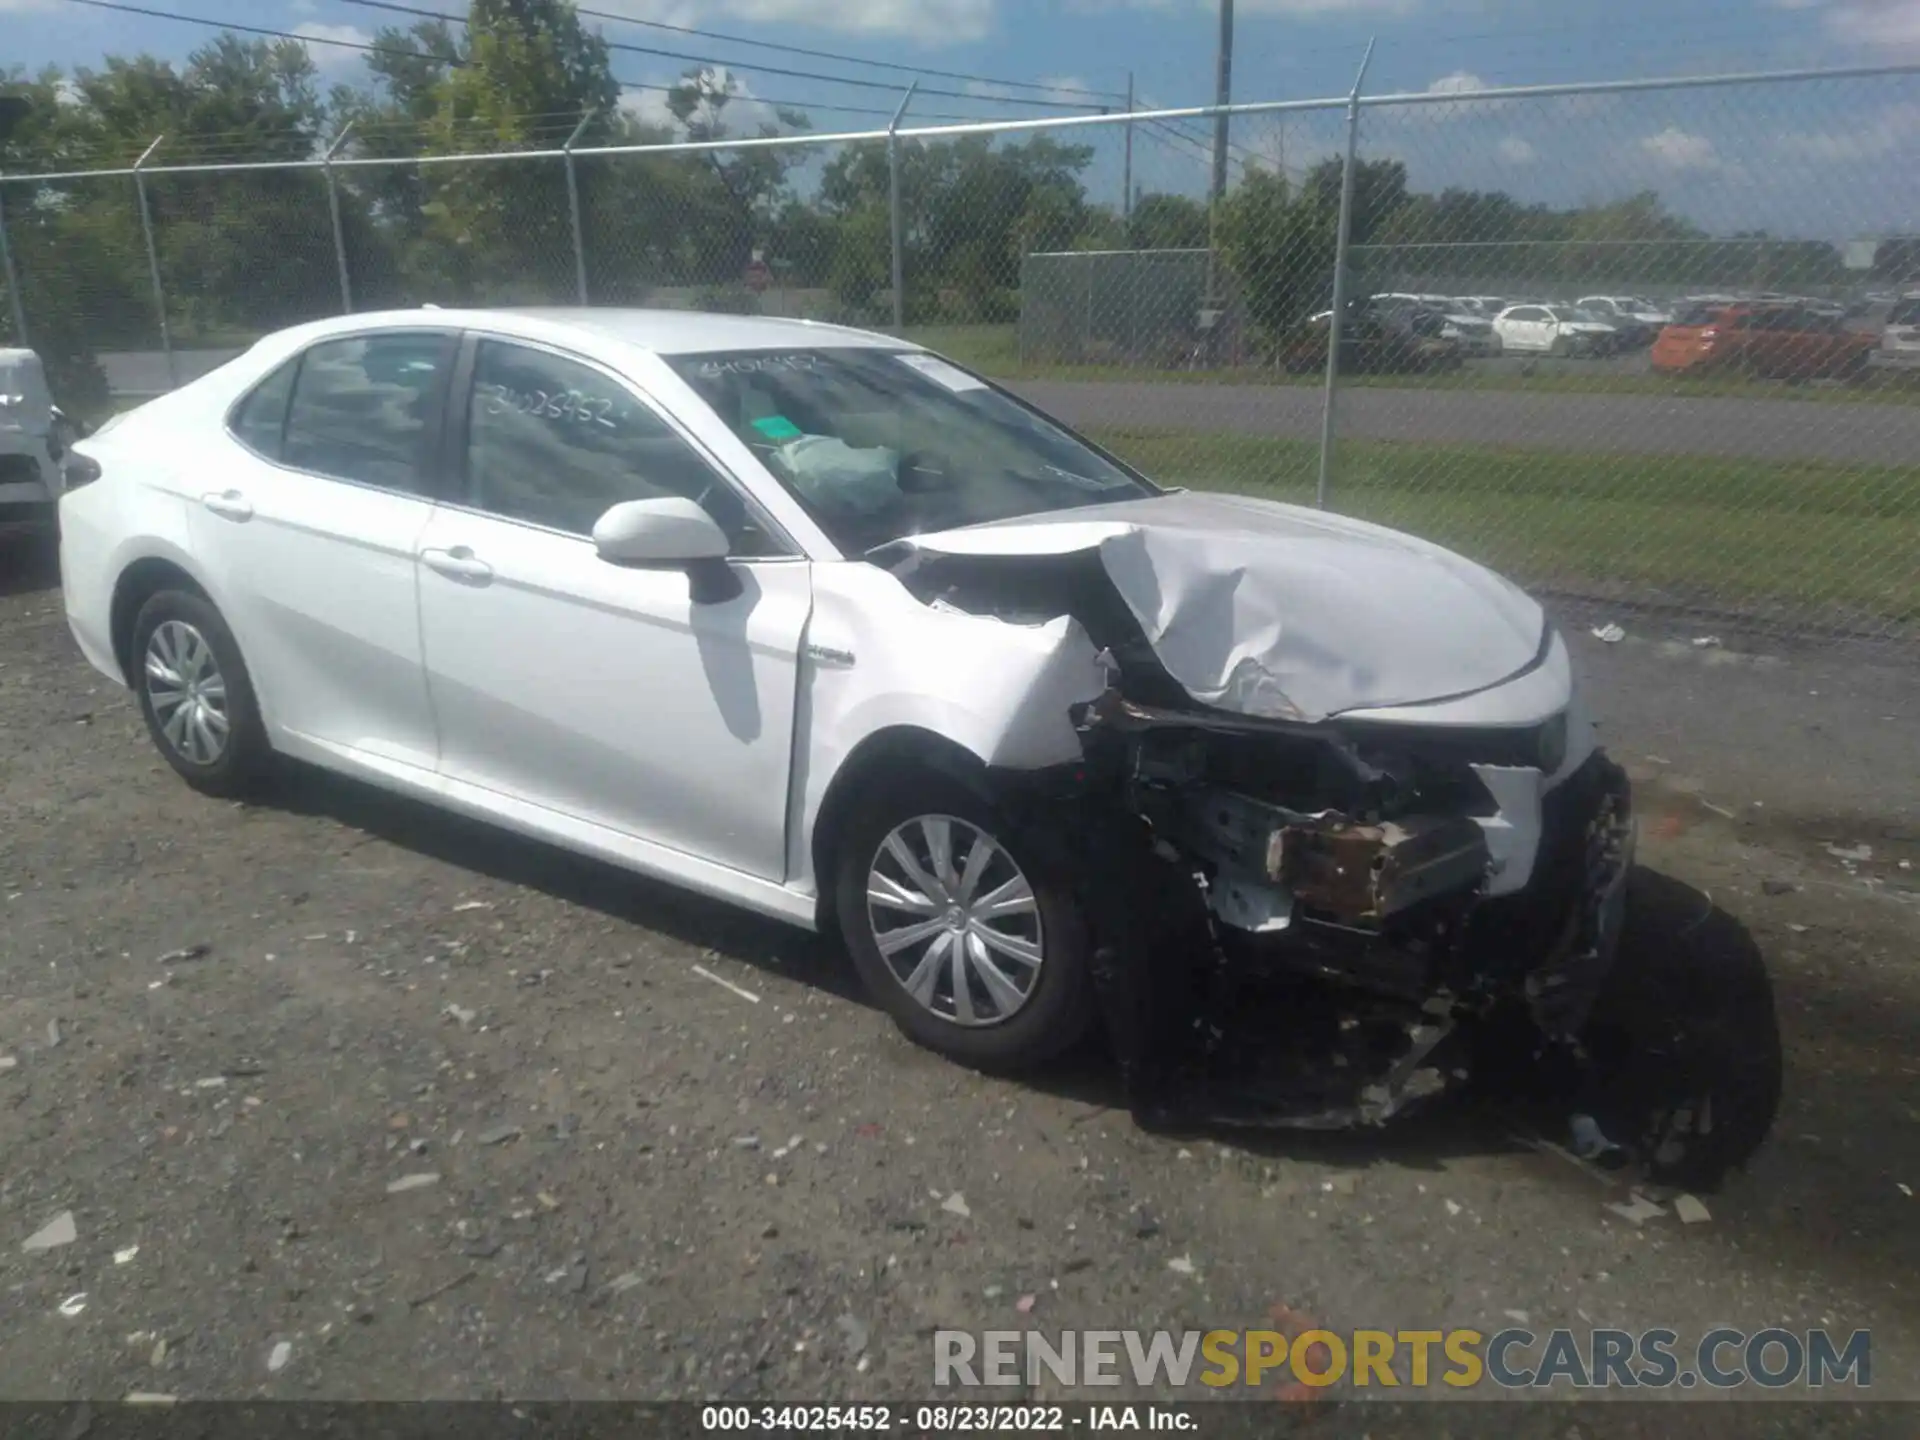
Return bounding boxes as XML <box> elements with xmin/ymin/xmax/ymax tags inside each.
<box><xmin>1052</xmin><ymin>693</ymin><xmax>1634</xmax><ymax>1130</ymax></box>
<box><xmin>885</xmin><ymin>528</ymin><xmax>1634</xmax><ymax>1131</ymax></box>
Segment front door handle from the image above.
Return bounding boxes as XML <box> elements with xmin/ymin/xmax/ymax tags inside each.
<box><xmin>201</xmin><ymin>489</ymin><xmax>253</xmax><ymax>521</ymax></box>
<box><xmin>420</xmin><ymin>546</ymin><xmax>494</xmax><ymax>583</ymax></box>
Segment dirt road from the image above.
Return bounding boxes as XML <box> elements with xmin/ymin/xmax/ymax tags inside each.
<box><xmin>1</xmin><ymin>535</ymin><xmax>1916</xmax><ymax>1416</ymax></box>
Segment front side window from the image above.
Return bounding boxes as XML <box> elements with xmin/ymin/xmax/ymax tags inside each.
<box><xmin>228</xmin><ymin>356</ymin><xmax>299</xmax><ymax>460</ymax></box>
<box><xmin>665</xmin><ymin>348</ymin><xmax>1154</xmax><ymax>553</ymax></box>
<box><xmin>463</xmin><ymin>340</ymin><xmax>781</xmax><ymax>555</ymax></box>
<box><xmin>282</xmin><ymin>333</ymin><xmax>450</xmax><ymax>492</ymax></box>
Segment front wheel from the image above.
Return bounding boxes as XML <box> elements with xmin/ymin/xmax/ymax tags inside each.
<box><xmin>131</xmin><ymin>589</ymin><xmax>271</xmax><ymax>798</ymax></box>
<box><xmin>834</xmin><ymin>772</ymin><xmax>1095</xmax><ymax>1073</ymax></box>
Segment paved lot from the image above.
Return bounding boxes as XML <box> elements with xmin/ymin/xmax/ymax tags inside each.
<box><xmin>1017</xmin><ymin>378</ymin><xmax>1920</xmax><ymax>467</ymax></box>
<box><xmin>0</xmin><ymin>536</ymin><xmax>1917</xmax><ymax>1417</ymax></box>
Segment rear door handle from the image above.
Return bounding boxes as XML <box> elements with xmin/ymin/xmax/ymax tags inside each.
<box><xmin>201</xmin><ymin>489</ymin><xmax>253</xmax><ymax>521</ymax></box>
<box><xmin>420</xmin><ymin>546</ymin><xmax>494</xmax><ymax>583</ymax></box>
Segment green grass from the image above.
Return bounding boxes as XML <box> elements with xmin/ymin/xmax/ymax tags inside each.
<box><xmin>1082</xmin><ymin>425</ymin><xmax>1920</xmax><ymax>628</ymax></box>
<box><xmin>905</xmin><ymin>323</ymin><xmax>1920</xmax><ymax>409</ymax></box>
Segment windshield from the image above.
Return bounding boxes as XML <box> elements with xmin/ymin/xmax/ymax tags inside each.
<box><xmin>1546</xmin><ymin>306</ymin><xmax>1586</xmax><ymax>322</ymax></box>
<box><xmin>666</xmin><ymin>348</ymin><xmax>1154</xmax><ymax>553</ymax></box>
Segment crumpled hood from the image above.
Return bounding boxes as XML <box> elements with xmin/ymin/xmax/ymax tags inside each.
<box><xmin>892</xmin><ymin>490</ymin><xmax>1547</xmax><ymax>723</ymax></box>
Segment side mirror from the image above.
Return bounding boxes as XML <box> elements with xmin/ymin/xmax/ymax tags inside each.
<box><xmin>593</xmin><ymin>496</ymin><xmax>730</xmax><ymax>566</ymax></box>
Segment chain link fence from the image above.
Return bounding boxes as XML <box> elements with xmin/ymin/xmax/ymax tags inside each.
<box><xmin>4</xmin><ymin>63</ymin><xmax>1918</xmax><ymax>640</ymax></box>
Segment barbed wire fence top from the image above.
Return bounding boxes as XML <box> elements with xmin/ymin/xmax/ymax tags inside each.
<box><xmin>3</xmin><ymin>61</ymin><xmax>1919</xmax><ymax>641</ymax></box>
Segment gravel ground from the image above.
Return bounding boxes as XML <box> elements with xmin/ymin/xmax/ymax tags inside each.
<box><xmin>1</xmin><ymin>533</ymin><xmax>1917</xmax><ymax>1415</ymax></box>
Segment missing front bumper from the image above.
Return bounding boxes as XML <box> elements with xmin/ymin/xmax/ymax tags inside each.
<box><xmin>1074</xmin><ymin>751</ymin><xmax>1635</xmax><ymax>1130</ymax></box>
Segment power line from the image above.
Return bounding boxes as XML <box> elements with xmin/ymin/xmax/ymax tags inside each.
<box><xmin>334</xmin><ymin>0</ymin><xmax>1110</xmax><ymax>111</ymax></box>
<box><xmin>336</xmin><ymin>0</ymin><xmax>1126</xmax><ymax>103</ymax></box>
<box><xmin>61</xmin><ymin>0</ymin><xmax>462</xmax><ymax>65</ymax></box>
<box><xmin>51</xmin><ymin>0</ymin><xmax>1071</xmax><ymax>135</ymax></box>
<box><xmin>615</xmin><ymin>81</ymin><xmax>1023</xmax><ymax>127</ymax></box>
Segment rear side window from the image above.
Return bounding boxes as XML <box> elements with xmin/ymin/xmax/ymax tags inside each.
<box><xmin>282</xmin><ymin>333</ymin><xmax>451</xmax><ymax>493</ymax></box>
<box><xmin>228</xmin><ymin>357</ymin><xmax>298</xmax><ymax>460</ymax></box>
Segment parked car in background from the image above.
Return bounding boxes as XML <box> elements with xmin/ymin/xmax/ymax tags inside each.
<box><xmin>1651</xmin><ymin>301</ymin><xmax>1877</xmax><ymax>380</ymax></box>
<box><xmin>1568</xmin><ymin>307</ymin><xmax>1636</xmax><ymax>355</ymax></box>
<box><xmin>1574</xmin><ymin>296</ymin><xmax>1671</xmax><ymax>344</ymax></box>
<box><xmin>1285</xmin><ymin>301</ymin><xmax>1463</xmax><ymax>374</ymax></box>
<box><xmin>1456</xmin><ymin>296</ymin><xmax>1509</xmax><ymax>318</ymax></box>
<box><xmin>1881</xmin><ymin>293</ymin><xmax>1920</xmax><ymax>367</ymax></box>
<box><xmin>1372</xmin><ymin>294</ymin><xmax>1500</xmax><ymax>356</ymax></box>
<box><xmin>1492</xmin><ymin>304</ymin><xmax>1618</xmax><ymax>356</ymax></box>
<box><xmin>0</xmin><ymin>348</ymin><xmax>77</xmax><ymax>526</ymax></box>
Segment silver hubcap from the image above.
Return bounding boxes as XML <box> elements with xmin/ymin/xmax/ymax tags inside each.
<box><xmin>144</xmin><ymin>620</ymin><xmax>230</xmax><ymax>766</ymax></box>
<box><xmin>866</xmin><ymin>815</ymin><xmax>1044</xmax><ymax>1028</ymax></box>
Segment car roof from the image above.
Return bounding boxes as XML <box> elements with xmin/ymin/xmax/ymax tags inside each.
<box><xmin>256</xmin><ymin>306</ymin><xmax>911</xmax><ymax>358</ymax></box>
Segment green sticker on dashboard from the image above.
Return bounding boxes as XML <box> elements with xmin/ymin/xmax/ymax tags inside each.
<box><xmin>752</xmin><ymin>415</ymin><xmax>803</xmax><ymax>441</ymax></box>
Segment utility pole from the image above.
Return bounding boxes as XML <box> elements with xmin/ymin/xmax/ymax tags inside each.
<box><xmin>1211</xmin><ymin>0</ymin><xmax>1234</xmax><ymax>201</ymax></box>
<box><xmin>1122</xmin><ymin>71</ymin><xmax>1135</xmax><ymax>227</ymax></box>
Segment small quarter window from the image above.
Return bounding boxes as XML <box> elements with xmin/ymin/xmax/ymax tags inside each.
<box><xmin>228</xmin><ymin>356</ymin><xmax>299</xmax><ymax>461</ymax></box>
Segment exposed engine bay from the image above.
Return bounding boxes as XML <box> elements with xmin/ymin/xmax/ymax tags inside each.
<box><xmin>877</xmin><ymin>536</ymin><xmax>1636</xmax><ymax>1130</ymax></box>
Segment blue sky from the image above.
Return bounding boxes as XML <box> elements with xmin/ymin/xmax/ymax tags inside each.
<box><xmin>7</xmin><ymin>0</ymin><xmax>1920</xmax><ymax>236</ymax></box>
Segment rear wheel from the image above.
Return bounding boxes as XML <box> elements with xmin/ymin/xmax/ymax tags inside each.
<box><xmin>834</xmin><ymin>771</ymin><xmax>1095</xmax><ymax>1072</ymax></box>
<box><xmin>130</xmin><ymin>589</ymin><xmax>271</xmax><ymax>797</ymax></box>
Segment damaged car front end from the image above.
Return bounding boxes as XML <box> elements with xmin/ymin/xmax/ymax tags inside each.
<box><xmin>878</xmin><ymin>496</ymin><xmax>1635</xmax><ymax>1129</ymax></box>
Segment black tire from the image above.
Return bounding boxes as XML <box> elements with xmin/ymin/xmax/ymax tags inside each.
<box><xmin>130</xmin><ymin>588</ymin><xmax>271</xmax><ymax>798</ymax></box>
<box><xmin>833</xmin><ymin>768</ymin><xmax>1095</xmax><ymax>1073</ymax></box>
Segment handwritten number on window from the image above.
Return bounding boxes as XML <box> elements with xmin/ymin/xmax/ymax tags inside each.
<box><xmin>481</xmin><ymin>383</ymin><xmax>618</xmax><ymax>431</ymax></box>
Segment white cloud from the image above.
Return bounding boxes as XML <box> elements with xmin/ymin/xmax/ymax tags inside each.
<box><xmin>1415</xmin><ymin>70</ymin><xmax>1495</xmax><ymax>121</ymax></box>
<box><xmin>621</xmin><ymin>67</ymin><xmax>785</xmax><ymax>135</ymax></box>
<box><xmin>1497</xmin><ymin>135</ymin><xmax>1537</xmax><ymax>164</ymax></box>
<box><xmin>1640</xmin><ymin>126</ymin><xmax>1720</xmax><ymax>170</ymax></box>
<box><xmin>1070</xmin><ymin>0</ymin><xmax>1416</xmax><ymax>14</ymax></box>
<box><xmin>1820</xmin><ymin>0</ymin><xmax>1920</xmax><ymax>50</ymax></box>
<box><xmin>293</xmin><ymin>22</ymin><xmax>375</xmax><ymax>71</ymax></box>
<box><xmin>596</xmin><ymin>0</ymin><xmax>997</xmax><ymax>41</ymax></box>
<box><xmin>963</xmin><ymin>74</ymin><xmax>1100</xmax><ymax>107</ymax></box>
<box><xmin>1236</xmin><ymin>0</ymin><xmax>1419</xmax><ymax>10</ymax></box>
<box><xmin>1777</xmin><ymin>100</ymin><xmax>1920</xmax><ymax>161</ymax></box>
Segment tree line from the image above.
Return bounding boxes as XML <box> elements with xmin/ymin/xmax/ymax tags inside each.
<box><xmin>0</xmin><ymin>0</ymin><xmax>1868</xmax><ymax>410</ymax></box>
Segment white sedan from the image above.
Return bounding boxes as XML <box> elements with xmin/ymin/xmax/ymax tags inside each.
<box><xmin>60</xmin><ymin>308</ymin><xmax>1631</xmax><ymax>1092</ymax></box>
<box><xmin>1493</xmin><ymin>304</ymin><xmax>1619</xmax><ymax>356</ymax></box>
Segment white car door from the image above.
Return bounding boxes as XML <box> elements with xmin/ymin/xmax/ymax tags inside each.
<box><xmin>189</xmin><ymin>330</ymin><xmax>454</xmax><ymax>770</ymax></box>
<box><xmin>1498</xmin><ymin>308</ymin><xmax>1537</xmax><ymax>351</ymax></box>
<box><xmin>413</xmin><ymin>333</ymin><xmax>811</xmax><ymax>881</ymax></box>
